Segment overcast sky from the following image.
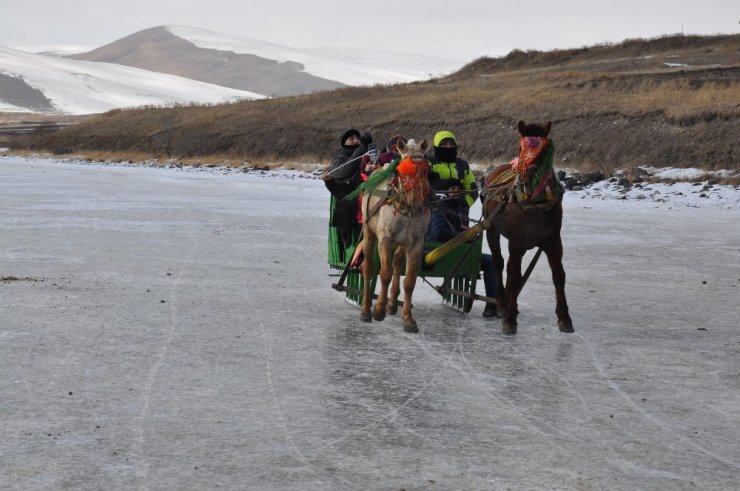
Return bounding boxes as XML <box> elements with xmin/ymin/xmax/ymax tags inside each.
<box><xmin>1</xmin><ymin>0</ymin><xmax>737</xmax><ymax>61</ymax></box>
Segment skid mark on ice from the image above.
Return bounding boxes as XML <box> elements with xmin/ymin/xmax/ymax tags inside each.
<box><xmin>577</xmin><ymin>332</ymin><xmax>740</xmax><ymax>471</ymax></box>
<box><xmin>131</xmin><ymin>223</ymin><xmax>200</xmax><ymax>480</ymax></box>
<box><xmin>444</xmin><ymin>317</ymin><xmax>568</xmax><ymax>438</ymax></box>
<box><xmin>316</xmin><ymin>318</ymin><xmax>470</xmax><ymax>453</ymax></box>
<box><xmin>240</xmin><ymin>252</ymin><xmax>352</xmax><ymax>487</ymax></box>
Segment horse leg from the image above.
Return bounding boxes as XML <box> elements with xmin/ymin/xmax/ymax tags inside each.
<box><xmin>486</xmin><ymin>229</ymin><xmax>506</xmax><ymax>317</ymax></box>
<box><xmin>544</xmin><ymin>239</ymin><xmax>574</xmax><ymax>332</ymax></box>
<box><xmin>360</xmin><ymin>228</ymin><xmax>376</xmax><ymax>322</ymax></box>
<box><xmin>401</xmin><ymin>245</ymin><xmax>422</xmax><ymax>333</ymax></box>
<box><xmin>502</xmin><ymin>245</ymin><xmax>525</xmax><ymax>334</ymax></box>
<box><xmin>387</xmin><ymin>247</ymin><xmax>404</xmax><ymax>316</ymax></box>
<box><xmin>372</xmin><ymin>238</ymin><xmax>392</xmax><ymax>322</ymax></box>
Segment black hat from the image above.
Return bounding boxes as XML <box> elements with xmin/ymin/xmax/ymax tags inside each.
<box><xmin>386</xmin><ymin>134</ymin><xmax>406</xmax><ymax>153</ymax></box>
<box><xmin>340</xmin><ymin>128</ymin><xmax>361</xmax><ymax>148</ymax></box>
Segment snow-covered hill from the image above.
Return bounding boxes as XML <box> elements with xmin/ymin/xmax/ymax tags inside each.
<box><xmin>69</xmin><ymin>26</ymin><xmax>464</xmax><ymax>98</ymax></box>
<box><xmin>165</xmin><ymin>25</ymin><xmax>463</xmax><ymax>86</ymax></box>
<box><xmin>0</xmin><ymin>46</ymin><xmax>263</xmax><ymax>115</ymax></box>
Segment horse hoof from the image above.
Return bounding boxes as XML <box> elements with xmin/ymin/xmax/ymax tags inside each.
<box><xmin>387</xmin><ymin>304</ymin><xmax>398</xmax><ymax>315</ymax></box>
<box><xmin>502</xmin><ymin>320</ymin><xmax>517</xmax><ymax>335</ymax></box>
<box><xmin>372</xmin><ymin>310</ymin><xmax>386</xmax><ymax>322</ymax></box>
<box><xmin>360</xmin><ymin>311</ymin><xmax>372</xmax><ymax>323</ymax></box>
<box><xmin>403</xmin><ymin>320</ymin><xmax>419</xmax><ymax>333</ymax></box>
<box><xmin>558</xmin><ymin>320</ymin><xmax>574</xmax><ymax>333</ymax></box>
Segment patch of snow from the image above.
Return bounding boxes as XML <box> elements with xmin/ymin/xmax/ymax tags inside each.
<box><xmin>663</xmin><ymin>62</ymin><xmax>690</xmax><ymax>67</ymax></box>
<box><xmin>637</xmin><ymin>166</ymin><xmax>737</xmax><ymax>180</ymax></box>
<box><xmin>565</xmin><ymin>179</ymin><xmax>739</xmax><ymax>211</ymax></box>
<box><xmin>0</xmin><ymin>101</ymin><xmax>37</xmax><ymax>113</ymax></box>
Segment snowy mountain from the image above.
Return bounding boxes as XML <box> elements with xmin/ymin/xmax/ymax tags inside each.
<box><xmin>71</xmin><ymin>25</ymin><xmax>464</xmax><ymax>97</ymax></box>
<box><xmin>165</xmin><ymin>25</ymin><xmax>464</xmax><ymax>86</ymax></box>
<box><xmin>1</xmin><ymin>25</ymin><xmax>463</xmax><ymax>115</ymax></box>
<box><xmin>0</xmin><ymin>46</ymin><xmax>263</xmax><ymax>115</ymax></box>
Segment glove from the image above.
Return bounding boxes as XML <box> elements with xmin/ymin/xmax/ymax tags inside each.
<box><xmin>360</xmin><ymin>132</ymin><xmax>373</xmax><ymax>147</ymax></box>
<box><xmin>367</xmin><ymin>143</ymin><xmax>379</xmax><ymax>163</ymax></box>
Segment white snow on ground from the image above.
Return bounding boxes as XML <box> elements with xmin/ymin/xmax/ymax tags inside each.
<box><xmin>0</xmin><ymin>101</ymin><xmax>36</xmax><ymax>113</ymax></box>
<box><xmin>565</xmin><ymin>179</ymin><xmax>740</xmax><ymax>211</ymax></box>
<box><xmin>641</xmin><ymin>165</ymin><xmax>737</xmax><ymax>180</ymax></box>
<box><xmin>0</xmin><ymin>46</ymin><xmax>263</xmax><ymax>115</ymax></box>
<box><xmin>166</xmin><ymin>25</ymin><xmax>464</xmax><ymax>86</ymax></box>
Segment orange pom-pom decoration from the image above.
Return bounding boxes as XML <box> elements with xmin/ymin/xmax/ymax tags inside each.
<box><xmin>396</xmin><ymin>157</ymin><xmax>417</xmax><ymax>175</ymax></box>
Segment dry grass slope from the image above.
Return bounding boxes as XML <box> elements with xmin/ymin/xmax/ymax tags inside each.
<box><xmin>21</xmin><ymin>34</ymin><xmax>740</xmax><ymax>173</ymax></box>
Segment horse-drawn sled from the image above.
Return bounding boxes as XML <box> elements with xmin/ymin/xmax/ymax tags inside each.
<box><xmin>328</xmin><ymin>195</ymin><xmax>492</xmax><ymax>313</ymax></box>
<box><xmin>326</xmin><ymin>123</ymin><xmax>573</xmax><ymax>335</ymax></box>
<box><xmin>327</xmin><ymin>138</ymin><xmax>496</xmax><ymax>333</ymax></box>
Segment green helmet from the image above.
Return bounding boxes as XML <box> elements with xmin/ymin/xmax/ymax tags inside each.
<box><xmin>433</xmin><ymin>130</ymin><xmax>456</xmax><ymax>147</ymax></box>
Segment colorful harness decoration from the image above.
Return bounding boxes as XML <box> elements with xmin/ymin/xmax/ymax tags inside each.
<box><xmin>515</xmin><ymin>137</ymin><xmax>557</xmax><ymax>200</ymax></box>
<box><xmin>391</xmin><ymin>157</ymin><xmax>430</xmax><ymax>216</ymax></box>
<box><xmin>483</xmin><ymin>137</ymin><xmax>561</xmax><ymax>207</ymax></box>
<box><xmin>514</xmin><ymin>137</ymin><xmax>549</xmax><ymax>176</ymax></box>
<box><xmin>346</xmin><ymin>156</ymin><xmax>430</xmax><ymax>218</ymax></box>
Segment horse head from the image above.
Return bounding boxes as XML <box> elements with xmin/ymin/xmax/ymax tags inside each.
<box><xmin>397</xmin><ymin>138</ymin><xmax>429</xmax><ymax>160</ymax></box>
<box><xmin>392</xmin><ymin>138</ymin><xmax>431</xmax><ymax>214</ymax></box>
<box><xmin>515</xmin><ymin>121</ymin><xmax>555</xmax><ymax>192</ymax></box>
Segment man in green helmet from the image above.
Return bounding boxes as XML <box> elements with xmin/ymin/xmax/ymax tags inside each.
<box><xmin>426</xmin><ymin>130</ymin><xmax>497</xmax><ymax>317</ymax></box>
<box><xmin>427</xmin><ymin>130</ymin><xmax>478</xmax><ymax>236</ymax></box>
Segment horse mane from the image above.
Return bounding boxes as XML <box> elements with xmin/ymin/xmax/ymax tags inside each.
<box><xmin>344</xmin><ymin>158</ymin><xmax>400</xmax><ymax>201</ymax></box>
<box><xmin>530</xmin><ymin>141</ymin><xmax>555</xmax><ymax>192</ymax></box>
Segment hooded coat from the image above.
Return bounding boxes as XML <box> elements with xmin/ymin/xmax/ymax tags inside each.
<box><xmin>325</xmin><ymin>129</ymin><xmax>368</xmax><ymax>245</ymax></box>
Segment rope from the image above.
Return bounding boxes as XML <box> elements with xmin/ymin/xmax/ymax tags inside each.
<box><xmin>321</xmin><ymin>151</ymin><xmax>369</xmax><ymax>178</ymax></box>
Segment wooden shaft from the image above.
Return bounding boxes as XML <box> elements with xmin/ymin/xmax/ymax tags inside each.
<box><xmin>424</xmin><ymin>218</ymin><xmax>491</xmax><ymax>265</ymax></box>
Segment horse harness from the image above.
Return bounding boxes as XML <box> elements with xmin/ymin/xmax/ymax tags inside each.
<box><xmin>480</xmin><ymin>138</ymin><xmax>564</xmax><ymax>213</ymax></box>
<box><xmin>365</xmin><ymin>157</ymin><xmax>431</xmax><ymax>219</ymax></box>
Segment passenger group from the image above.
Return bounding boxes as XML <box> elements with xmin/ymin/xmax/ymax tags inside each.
<box><xmin>322</xmin><ymin>128</ymin><xmax>498</xmax><ymax>318</ymax></box>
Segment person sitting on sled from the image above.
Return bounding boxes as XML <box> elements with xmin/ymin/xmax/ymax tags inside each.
<box><xmin>426</xmin><ymin>130</ymin><xmax>498</xmax><ymax>318</ymax></box>
<box><xmin>323</xmin><ymin>128</ymin><xmax>374</xmax><ymax>250</ymax></box>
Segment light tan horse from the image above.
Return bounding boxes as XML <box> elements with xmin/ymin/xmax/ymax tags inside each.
<box><xmin>360</xmin><ymin>138</ymin><xmax>431</xmax><ymax>333</ymax></box>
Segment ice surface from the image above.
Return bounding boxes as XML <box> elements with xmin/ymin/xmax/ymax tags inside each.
<box><xmin>1</xmin><ymin>157</ymin><xmax>738</xmax><ymax>489</ymax></box>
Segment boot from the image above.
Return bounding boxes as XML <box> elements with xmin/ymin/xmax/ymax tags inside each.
<box><xmin>482</xmin><ymin>303</ymin><xmax>498</xmax><ymax>318</ymax></box>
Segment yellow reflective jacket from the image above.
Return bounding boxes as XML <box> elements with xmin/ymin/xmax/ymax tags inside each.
<box><xmin>428</xmin><ymin>157</ymin><xmax>478</xmax><ymax>207</ymax></box>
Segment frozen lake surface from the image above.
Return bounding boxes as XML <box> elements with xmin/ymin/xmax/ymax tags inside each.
<box><xmin>1</xmin><ymin>157</ymin><xmax>739</xmax><ymax>489</ymax></box>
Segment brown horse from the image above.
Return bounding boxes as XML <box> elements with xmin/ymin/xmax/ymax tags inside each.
<box><xmin>361</xmin><ymin>139</ymin><xmax>431</xmax><ymax>333</ymax></box>
<box><xmin>482</xmin><ymin>121</ymin><xmax>573</xmax><ymax>334</ymax></box>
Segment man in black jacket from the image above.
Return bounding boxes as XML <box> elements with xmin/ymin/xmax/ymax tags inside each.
<box><xmin>323</xmin><ymin>128</ymin><xmax>373</xmax><ymax>250</ymax></box>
